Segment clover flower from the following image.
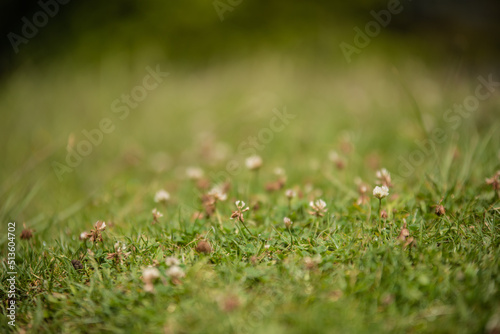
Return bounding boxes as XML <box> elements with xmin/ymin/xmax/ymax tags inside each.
<box><xmin>165</xmin><ymin>256</ymin><xmax>180</xmax><ymax>266</ymax></box>
<box><xmin>285</xmin><ymin>189</ymin><xmax>296</xmax><ymax>199</ymax></box>
<box><xmin>186</xmin><ymin>167</ymin><xmax>204</xmax><ymax>180</ymax></box>
<box><xmin>230</xmin><ymin>200</ymin><xmax>250</xmax><ymax>223</ymax></box>
<box><xmin>283</xmin><ymin>217</ymin><xmax>293</xmax><ymax>229</ymax></box>
<box><xmin>154</xmin><ymin>189</ymin><xmax>170</xmax><ymax>204</ymax></box>
<box><xmin>373</xmin><ymin>186</ymin><xmax>389</xmax><ymax>199</ymax></box>
<box><xmin>20</xmin><ymin>224</ymin><xmax>34</xmax><ymax>240</ymax></box>
<box><xmin>208</xmin><ymin>186</ymin><xmax>228</xmax><ymax>202</ymax></box>
<box><xmin>376</xmin><ymin>168</ymin><xmax>392</xmax><ymax>188</ymax></box>
<box><xmin>328</xmin><ymin>150</ymin><xmax>345</xmax><ymax>170</ymax></box>
<box><xmin>355</xmin><ymin>178</ymin><xmax>370</xmax><ymax>205</ymax></box>
<box><xmin>166</xmin><ymin>265</ymin><xmax>185</xmax><ymax>280</ymax></box>
<box><xmin>106</xmin><ymin>241</ymin><xmax>131</xmax><ymax>264</ymax></box>
<box><xmin>142</xmin><ymin>267</ymin><xmax>160</xmax><ymax>292</ymax></box>
<box><xmin>152</xmin><ymin>208</ymin><xmax>163</xmax><ymax>224</ymax></box>
<box><xmin>309</xmin><ymin>199</ymin><xmax>327</xmax><ymax>217</ymax></box>
<box><xmin>86</xmin><ymin>221</ymin><xmax>106</xmax><ymax>243</ymax></box>
<box><xmin>245</xmin><ymin>155</ymin><xmax>263</xmax><ymax>171</ymax></box>
<box><xmin>486</xmin><ymin>171</ymin><xmax>500</xmax><ymax>191</ymax></box>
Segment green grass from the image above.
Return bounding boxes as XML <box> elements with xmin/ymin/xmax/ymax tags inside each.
<box><xmin>0</xmin><ymin>53</ymin><xmax>499</xmax><ymax>333</ymax></box>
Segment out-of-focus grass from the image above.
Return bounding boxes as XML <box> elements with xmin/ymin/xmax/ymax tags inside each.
<box><xmin>0</xmin><ymin>53</ymin><xmax>499</xmax><ymax>333</ymax></box>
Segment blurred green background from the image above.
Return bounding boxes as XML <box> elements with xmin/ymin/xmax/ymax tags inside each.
<box><xmin>0</xmin><ymin>0</ymin><xmax>499</xmax><ymax>231</ymax></box>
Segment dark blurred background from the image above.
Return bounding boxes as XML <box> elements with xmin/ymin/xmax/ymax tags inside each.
<box><xmin>1</xmin><ymin>0</ymin><xmax>500</xmax><ymax>77</ymax></box>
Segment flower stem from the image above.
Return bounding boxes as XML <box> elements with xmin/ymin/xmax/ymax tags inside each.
<box><xmin>378</xmin><ymin>198</ymin><xmax>382</xmax><ymax>225</ymax></box>
<box><xmin>288</xmin><ymin>228</ymin><xmax>294</xmax><ymax>247</ymax></box>
<box><xmin>240</xmin><ymin>220</ymin><xmax>255</xmax><ymax>237</ymax></box>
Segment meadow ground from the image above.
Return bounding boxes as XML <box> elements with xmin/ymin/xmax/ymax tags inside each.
<box><xmin>0</xmin><ymin>54</ymin><xmax>499</xmax><ymax>333</ymax></box>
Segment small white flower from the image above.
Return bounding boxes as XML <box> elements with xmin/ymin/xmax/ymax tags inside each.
<box><xmin>186</xmin><ymin>167</ymin><xmax>204</xmax><ymax>180</ymax></box>
<box><xmin>245</xmin><ymin>155</ymin><xmax>263</xmax><ymax>171</ymax></box>
<box><xmin>274</xmin><ymin>167</ymin><xmax>285</xmax><ymax>176</ymax></box>
<box><xmin>80</xmin><ymin>232</ymin><xmax>90</xmax><ymax>240</ymax></box>
<box><xmin>154</xmin><ymin>189</ymin><xmax>170</xmax><ymax>203</ymax></box>
<box><xmin>166</xmin><ymin>265</ymin><xmax>185</xmax><ymax>279</ymax></box>
<box><xmin>264</xmin><ymin>244</ymin><xmax>270</xmax><ymax>250</ymax></box>
<box><xmin>114</xmin><ymin>241</ymin><xmax>127</xmax><ymax>251</ymax></box>
<box><xmin>95</xmin><ymin>221</ymin><xmax>106</xmax><ymax>231</ymax></box>
<box><xmin>235</xmin><ymin>200</ymin><xmax>245</xmax><ymax>208</ymax></box>
<box><xmin>283</xmin><ymin>217</ymin><xmax>293</xmax><ymax>229</ymax></box>
<box><xmin>208</xmin><ymin>186</ymin><xmax>227</xmax><ymax>201</ymax></box>
<box><xmin>376</xmin><ymin>168</ymin><xmax>392</xmax><ymax>187</ymax></box>
<box><xmin>165</xmin><ymin>256</ymin><xmax>180</xmax><ymax>266</ymax></box>
<box><xmin>152</xmin><ymin>208</ymin><xmax>163</xmax><ymax>217</ymax></box>
<box><xmin>143</xmin><ymin>267</ymin><xmax>160</xmax><ymax>281</ymax></box>
<box><xmin>376</xmin><ymin>168</ymin><xmax>390</xmax><ymax>179</ymax></box>
<box><xmin>311</xmin><ymin>199</ymin><xmax>326</xmax><ymax>210</ymax></box>
<box><xmin>309</xmin><ymin>199</ymin><xmax>327</xmax><ymax>217</ymax></box>
<box><xmin>373</xmin><ymin>185</ymin><xmax>389</xmax><ymax>199</ymax></box>
<box><xmin>285</xmin><ymin>189</ymin><xmax>296</xmax><ymax>199</ymax></box>
<box><xmin>142</xmin><ymin>267</ymin><xmax>160</xmax><ymax>292</ymax></box>
<box><xmin>328</xmin><ymin>150</ymin><xmax>340</xmax><ymax>162</ymax></box>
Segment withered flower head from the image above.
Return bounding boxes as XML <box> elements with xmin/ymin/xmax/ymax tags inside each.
<box><xmin>88</xmin><ymin>221</ymin><xmax>106</xmax><ymax>243</ymax></box>
<box><xmin>106</xmin><ymin>241</ymin><xmax>131</xmax><ymax>264</ymax></box>
<box><xmin>486</xmin><ymin>171</ymin><xmax>500</xmax><ymax>191</ymax></box>
<box><xmin>20</xmin><ymin>224</ymin><xmax>34</xmax><ymax>240</ymax></box>
<box><xmin>230</xmin><ymin>200</ymin><xmax>250</xmax><ymax>223</ymax></box>
<box><xmin>397</xmin><ymin>219</ymin><xmax>410</xmax><ymax>243</ymax></box>
<box><xmin>152</xmin><ymin>208</ymin><xmax>163</xmax><ymax>224</ymax></box>
<box><xmin>195</xmin><ymin>240</ymin><xmax>213</xmax><ymax>254</ymax></box>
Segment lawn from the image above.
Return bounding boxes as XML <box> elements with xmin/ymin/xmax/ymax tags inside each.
<box><xmin>0</xmin><ymin>53</ymin><xmax>499</xmax><ymax>333</ymax></box>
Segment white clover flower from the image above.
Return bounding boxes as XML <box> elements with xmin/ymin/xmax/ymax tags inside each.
<box><xmin>310</xmin><ymin>199</ymin><xmax>327</xmax><ymax>210</ymax></box>
<box><xmin>152</xmin><ymin>208</ymin><xmax>163</xmax><ymax>218</ymax></box>
<box><xmin>143</xmin><ymin>267</ymin><xmax>160</xmax><ymax>281</ymax></box>
<box><xmin>154</xmin><ymin>189</ymin><xmax>170</xmax><ymax>203</ymax></box>
<box><xmin>114</xmin><ymin>241</ymin><xmax>127</xmax><ymax>251</ymax></box>
<box><xmin>186</xmin><ymin>167</ymin><xmax>204</xmax><ymax>180</ymax></box>
<box><xmin>142</xmin><ymin>267</ymin><xmax>160</xmax><ymax>292</ymax></box>
<box><xmin>328</xmin><ymin>150</ymin><xmax>340</xmax><ymax>162</ymax></box>
<box><xmin>166</xmin><ymin>265</ymin><xmax>185</xmax><ymax>279</ymax></box>
<box><xmin>165</xmin><ymin>256</ymin><xmax>180</xmax><ymax>266</ymax></box>
<box><xmin>283</xmin><ymin>217</ymin><xmax>293</xmax><ymax>229</ymax></box>
<box><xmin>274</xmin><ymin>167</ymin><xmax>285</xmax><ymax>176</ymax></box>
<box><xmin>245</xmin><ymin>155</ymin><xmax>263</xmax><ymax>171</ymax></box>
<box><xmin>79</xmin><ymin>232</ymin><xmax>90</xmax><ymax>240</ymax></box>
<box><xmin>376</xmin><ymin>168</ymin><xmax>390</xmax><ymax>179</ymax></box>
<box><xmin>208</xmin><ymin>186</ymin><xmax>227</xmax><ymax>201</ymax></box>
<box><xmin>309</xmin><ymin>199</ymin><xmax>327</xmax><ymax>217</ymax></box>
<box><xmin>235</xmin><ymin>200</ymin><xmax>245</xmax><ymax>208</ymax></box>
<box><xmin>264</xmin><ymin>244</ymin><xmax>270</xmax><ymax>250</ymax></box>
<box><xmin>373</xmin><ymin>185</ymin><xmax>389</xmax><ymax>199</ymax></box>
<box><xmin>285</xmin><ymin>189</ymin><xmax>296</xmax><ymax>199</ymax></box>
<box><xmin>95</xmin><ymin>221</ymin><xmax>106</xmax><ymax>231</ymax></box>
<box><xmin>376</xmin><ymin>168</ymin><xmax>392</xmax><ymax>187</ymax></box>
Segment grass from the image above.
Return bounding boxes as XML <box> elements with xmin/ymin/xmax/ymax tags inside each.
<box><xmin>0</xmin><ymin>53</ymin><xmax>499</xmax><ymax>333</ymax></box>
